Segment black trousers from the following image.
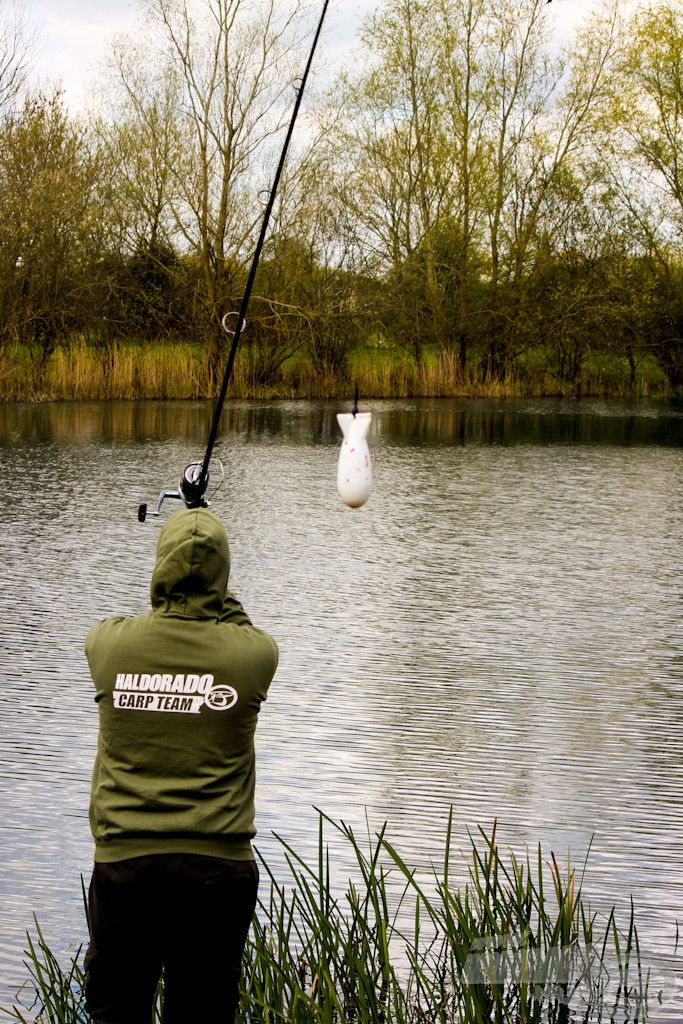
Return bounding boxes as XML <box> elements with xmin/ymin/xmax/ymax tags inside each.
<box><xmin>84</xmin><ymin>853</ymin><xmax>259</xmax><ymax>1024</ymax></box>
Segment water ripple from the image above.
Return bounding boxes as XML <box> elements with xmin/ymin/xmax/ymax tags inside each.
<box><xmin>0</xmin><ymin>399</ymin><xmax>681</xmax><ymax>1018</ymax></box>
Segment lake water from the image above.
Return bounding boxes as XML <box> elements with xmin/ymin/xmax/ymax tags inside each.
<box><xmin>0</xmin><ymin>397</ymin><xmax>681</xmax><ymax>1019</ymax></box>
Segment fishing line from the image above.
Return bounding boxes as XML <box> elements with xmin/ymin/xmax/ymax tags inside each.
<box><xmin>138</xmin><ymin>0</ymin><xmax>332</xmax><ymax>522</ymax></box>
<box><xmin>206</xmin><ymin>459</ymin><xmax>225</xmax><ymax>503</ymax></box>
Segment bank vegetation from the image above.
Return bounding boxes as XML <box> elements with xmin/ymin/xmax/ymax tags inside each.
<box><xmin>0</xmin><ymin>0</ymin><xmax>682</xmax><ymax>400</ymax></box>
<box><xmin>6</xmin><ymin>816</ymin><xmax>660</xmax><ymax>1023</ymax></box>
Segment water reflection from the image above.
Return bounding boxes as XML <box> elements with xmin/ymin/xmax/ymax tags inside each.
<box><xmin>0</xmin><ymin>398</ymin><xmax>681</xmax><ymax>1019</ymax></box>
<box><xmin>0</xmin><ymin>397</ymin><xmax>680</xmax><ymax>448</ymax></box>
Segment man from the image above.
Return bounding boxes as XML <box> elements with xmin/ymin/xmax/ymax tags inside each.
<box><xmin>84</xmin><ymin>507</ymin><xmax>278</xmax><ymax>1024</ymax></box>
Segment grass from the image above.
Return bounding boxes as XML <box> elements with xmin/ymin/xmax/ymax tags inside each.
<box><xmin>4</xmin><ymin>814</ymin><xmax>657</xmax><ymax>1023</ymax></box>
<box><xmin>0</xmin><ymin>338</ymin><xmax>670</xmax><ymax>402</ymax></box>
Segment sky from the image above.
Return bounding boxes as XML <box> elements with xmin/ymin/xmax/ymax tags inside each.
<box><xmin>26</xmin><ymin>0</ymin><xmax>605</xmax><ymax>111</ymax></box>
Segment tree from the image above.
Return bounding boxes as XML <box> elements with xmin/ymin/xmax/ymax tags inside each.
<box><xmin>106</xmin><ymin>0</ymin><xmax>310</xmax><ymax>383</ymax></box>
<box><xmin>95</xmin><ymin>56</ymin><xmax>183</xmax><ymax>257</ymax></box>
<box><xmin>334</xmin><ymin>0</ymin><xmax>621</xmax><ymax>377</ymax></box>
<box><xmin>602</xmin><ymin>1</ymin><xmax>683</xmax><ymax>387</ymax></box>
<box><xmin>335</xmin><ymin>0</ymin><xmax>454</xmax><ymax>361</ymax></box>
<box><xmin>620</xmin><ymin>3</ymin><xmax>683</xmax><ymax>232</ymax></box>
<box><xmin>479</xmin><ymin>0</ymin><xmax>621</xmax><ymax>376</ymax></box>
<box><xmin>243</xmin><ymin>148</ymin><xmax>374</xmax><ymax>384</ymax></box>
<box><xmin>0</xmin><ymin>93</ymin><xmax>101</xmax><ymax>358</ymax></box>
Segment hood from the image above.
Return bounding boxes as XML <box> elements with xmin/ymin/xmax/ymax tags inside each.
<box><xmin>150</xmin><ymin>508</ymin><xmax>229</xmax><ymax>618</ymax></box>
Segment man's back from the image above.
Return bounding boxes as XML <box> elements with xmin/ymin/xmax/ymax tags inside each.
<box><xmin>86</xmin><ymin>507</ymin><xmax>278</xmax><ymax>862</ymax></box>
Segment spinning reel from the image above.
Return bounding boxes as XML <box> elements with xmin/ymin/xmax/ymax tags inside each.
<box><xmin>138</xmin><ymin>462</ymin><xmax>209</xmax><ymax>523</ymax></box>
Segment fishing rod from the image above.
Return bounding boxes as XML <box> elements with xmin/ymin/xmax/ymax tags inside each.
<box><xmin>138</xmin><ymin>0</ymin><xmax>332</xmax><ymax>523</ymax></box>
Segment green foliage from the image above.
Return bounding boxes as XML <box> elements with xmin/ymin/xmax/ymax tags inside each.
<box><xmin>99</xmin><ymin>239</ymin><xmax>187</xmax><ymax>342</ymax></box>
<box><xmin>0</xmin><ymin>92</ymin><xmax>100</xmax><ymax>355</ymax></box>
<box><xmin>4</xmin><ymin>817</ymin><xmax>659</xmax><ymax>1024</ymax></box>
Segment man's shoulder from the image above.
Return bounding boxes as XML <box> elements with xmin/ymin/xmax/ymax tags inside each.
<box><xmin>216</xmin><ymin>619</ymin><xmax>279</xmax><ymax>675</ymax></box>
<box><xmin>85</xmin><ymin>611</ymin><xmax>152</xmax><ymax>656</ymax></box>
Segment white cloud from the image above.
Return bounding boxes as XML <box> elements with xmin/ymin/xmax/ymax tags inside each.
<box><xmin>30</xmin><ymin>0</ymin><xmax>139</xmax><ymax>106</ymax></box>
<box><xmin>26</xmin><ymin>0</ymin><xmax>611</xmax><ymax>111</ymax></box>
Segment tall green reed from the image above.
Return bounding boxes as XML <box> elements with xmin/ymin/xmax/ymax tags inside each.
<box><xmin>4</xmin><ymin>815</ymin><xmax>653</xmax><ymax>1023</ymax></box>
<box><xmin>5</xmin><ymin>916</ymin><xmax>88</xmax><ymax>1024</ymax></box>
<box><xmin>242</xmin><ymin>813</ymin><xmax>650</xmax><ymax>1024</ymax></box>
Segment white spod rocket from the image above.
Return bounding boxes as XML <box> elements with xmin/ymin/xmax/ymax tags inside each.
<box><xmin>336</xmin><ymin>411</ymin><xmax>373</xmax><ymax>508</ymax></box>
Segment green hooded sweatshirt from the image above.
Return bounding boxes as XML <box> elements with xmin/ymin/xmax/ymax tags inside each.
<box><xmin>86</xmin><ymin>508</ymin><xmax>278</xmax><ymax>863</ymax></box>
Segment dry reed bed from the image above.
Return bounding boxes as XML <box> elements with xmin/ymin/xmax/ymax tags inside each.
<box><xmin>0</xmin><ymin>340</ymin><xmax>658</xmax><ymax>402</ymax></box>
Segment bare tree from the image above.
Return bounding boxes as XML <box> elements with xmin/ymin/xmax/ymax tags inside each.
<box><xmin>105</xmin><ymin>0</ymin><xmax>309</xmax><ymax>380</ymax></box>
<box><xmin>0</xmin><ymin>0</ymin><xmax>35</xmax><ymax>114</ymax></box>
<box><xmin>95</xmin><ymin>52</ymin><xmax>183</xmax><ymax>256</ymax></box>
